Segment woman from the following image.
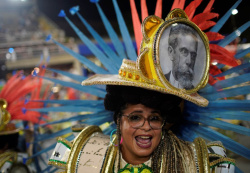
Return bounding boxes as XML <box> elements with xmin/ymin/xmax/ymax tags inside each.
<box><xmin>105</xmin><ymin>85</ymin><xmax>196</xmax><ymax>172</ymax></box>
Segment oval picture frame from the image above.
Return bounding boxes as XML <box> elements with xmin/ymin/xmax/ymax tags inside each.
<box><xmin>153</xmin><ymin>15</ymin><xmax>210</xmax><ymax>94</ymax></box>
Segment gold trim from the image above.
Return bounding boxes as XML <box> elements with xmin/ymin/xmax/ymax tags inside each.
<box><xmin>119</xmin><ymin>58</ymin><xmax>155</xmax><ymax>84</ymax></box>
<box><xmin>200</xmin><ymin>138</ymin><xmax>210</xmax><ymax>173</ymax></box>
<box><xmin>210</xmin><ymin>157</ymin><xmax>235</xmax><ymax>167</ymax></box>
<box><xmin>57</xmin><ymin>137</ymin><xmax>72</xmax><ymax>148</ymax></box>
<box><xmin>67</xmin><ymin>125</ymin><xmax>102</xmax><ymax>173</ymax></box>
<box><xmin>194</xmin><ymin>137</ymin><xmax>210</xmax><ymax>173</ymax></box>
<box><xmin>141</xmin><ymin>15</ymin><xmax>164</xmax><ymax>44</ymax></box>
<box><xmin>209</xmin><ymin>153</ymin><xmax>224</xmax><ymax>158</ymax></box>
<box><xmin>153</xmin><ymin>11</ymin><xmax>210</xmax><ymax>94</ymax></box>
<box><xmin>165</xmin><ymin>8</ymin><xmax>189</xmax><ymax>20</ymax></box>
<box><xmin>207</xmin><ymin>143</ymin><xmax>226</xmax><ymax>151</ymax></box>
<box><xmin>101</xmin><ymin>136</ymin><xmax>118</xmax><ymax>173</ymax></box>
<box><xmin>48</xmin><ymin>160</ymin><xmax>67</xmax><ymax>169</ymax></box>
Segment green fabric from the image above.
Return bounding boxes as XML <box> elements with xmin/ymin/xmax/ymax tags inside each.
<box><xmin>118</xmin><ymin>163</ymin><xmax>153</xmax><ymax>173</ymax></box>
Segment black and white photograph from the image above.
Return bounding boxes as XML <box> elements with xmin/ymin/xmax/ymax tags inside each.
<box><xmin>159</xmin><ymin>22</ymin><xmax>207</xmax><ymax>90</ymax></box>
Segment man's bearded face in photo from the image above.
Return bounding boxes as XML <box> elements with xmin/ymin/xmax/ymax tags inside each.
<box><xmin>171</xmin><ymin>33</ymin><xmax>197</xmax><ymax>90</ymax></box>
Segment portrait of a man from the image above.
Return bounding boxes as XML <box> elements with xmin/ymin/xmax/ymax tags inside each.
<box><xmin>158</xmin><ymin>22</ymin><xmax>206</xmax><ymax>90</ymax></box>
<box><xmin>165</xmin><ymin>24</ymin><xmax>198</xmax><ymax>90</ymax></box>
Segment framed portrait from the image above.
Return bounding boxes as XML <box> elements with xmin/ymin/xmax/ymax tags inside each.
<box><xmin>153</xmin><ymin>19</ymin><xmax>210</xmax><ymax>93</ymax></box>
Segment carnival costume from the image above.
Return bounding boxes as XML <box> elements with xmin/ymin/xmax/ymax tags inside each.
<box><xmin>0</xmin><ymin>71</ymin><xmax>47</xmax><ymax>172</ymax></box>
<box><xmin>27</xmin><ymin>0</ymin><xmax>250</xmax><ymax>172</ymax></box>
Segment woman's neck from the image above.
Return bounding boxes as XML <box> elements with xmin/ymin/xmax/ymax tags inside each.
<box><xmin>121</xmin><ymin>148</ymin><xmax>151</xmax><ymax>165</ymax></box>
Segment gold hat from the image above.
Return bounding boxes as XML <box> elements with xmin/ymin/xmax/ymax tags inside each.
<box><xmin>82</xmin><ymin>9</ymin><xmax>210</xmax><ymax>107</ymax></box>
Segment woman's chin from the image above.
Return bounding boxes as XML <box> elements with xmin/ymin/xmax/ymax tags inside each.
<box><xmin>133</xmin><ymin>139</ymin><xmax>154</xmax><ymax>157</ymax></box>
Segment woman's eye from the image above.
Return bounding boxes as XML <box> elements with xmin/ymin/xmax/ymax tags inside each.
<box><xmin>150</xmin><ymin>116</ymin><xmax>161</xmax><ymax>121</ymax></box>
<box><xmin>129</xmin><ymin>115</ymin><xmax>142</xmax><ymax>121</ymax></box>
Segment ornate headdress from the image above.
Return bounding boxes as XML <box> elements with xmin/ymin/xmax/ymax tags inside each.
<box><xmin>82</xmin><ymin>9</ymin><xmax>210</xmax><ymax>107</ymax></box>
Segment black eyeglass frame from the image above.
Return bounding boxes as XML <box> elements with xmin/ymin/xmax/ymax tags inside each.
<box><xmin>121</xmin><ymin>113</ymin><xmax>165</xmax><ymax>130</ymax></box>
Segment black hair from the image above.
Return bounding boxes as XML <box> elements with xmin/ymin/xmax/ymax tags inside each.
<box><xmin>104</xmin><ymin>85</ymin><xmax>182</xmax><ymax>124</ymax></box>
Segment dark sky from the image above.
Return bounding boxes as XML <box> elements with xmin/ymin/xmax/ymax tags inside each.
<box><xmin>37</xmin><ymin>0</ymin><xmax>249</xmax><ymax>42</ymax></box>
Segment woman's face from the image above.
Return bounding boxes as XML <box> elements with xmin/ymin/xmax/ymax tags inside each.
<box><xmin>120</xmin><ymin>104</ymin><xmax>162</xmax><ymax>164</ymax></box>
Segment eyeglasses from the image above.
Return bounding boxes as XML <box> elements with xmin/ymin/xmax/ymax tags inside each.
<box><xmin>122</xmin><ymin>113</ymin><xmax>164</xmax><ymax>130</ymax></box>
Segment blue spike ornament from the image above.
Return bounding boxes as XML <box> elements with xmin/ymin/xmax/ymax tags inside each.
<box><xmin>69</xmin><ymin>6</ymin><xmax>79</xmax><ymax>15</ymax></box>
<box><xmin>58</xmin><ymin>10</ymin><xmax>66</xmax><ymax>17</ymax></box>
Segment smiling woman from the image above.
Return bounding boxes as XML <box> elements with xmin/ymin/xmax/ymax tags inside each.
<box><xmin>104</xmin><ymin>85</ymin><xmax>190</xmax><ymax>172</ymax></box>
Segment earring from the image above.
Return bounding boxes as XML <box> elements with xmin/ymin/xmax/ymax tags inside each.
<box><xmin>110</xmin><ymin>129</ymin><xmax>123</xmax><ymax>146</ymax></box>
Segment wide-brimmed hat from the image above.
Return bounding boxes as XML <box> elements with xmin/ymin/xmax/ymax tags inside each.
<box><xmin>82</xmin><ymin>9</ymin><xmax>210</xmax><ymax>107</ymax></box>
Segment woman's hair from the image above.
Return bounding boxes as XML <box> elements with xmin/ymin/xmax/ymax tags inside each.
<box><xmin>104</xmin><ymin>85</ymin><xmax>182</xmax><ymax>124</ymax></box>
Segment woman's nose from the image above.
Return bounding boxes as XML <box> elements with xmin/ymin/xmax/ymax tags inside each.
<box><xmin>141</xmin><ymin>119</ymin><xmax>152</xmax><ymax>131</ymax></box>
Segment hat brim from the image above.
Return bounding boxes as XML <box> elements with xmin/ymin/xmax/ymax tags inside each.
<box><xmin>82</xmin><ymin>74</ymin><xmax>208</xmax><ymax>107</ymax></box>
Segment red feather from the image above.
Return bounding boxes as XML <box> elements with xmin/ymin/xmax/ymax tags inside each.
<box><xmin>171</xmin><ymin>0</ymin><xmax>186</xmax><ymax>11</ymax></box>
<box><xmin>184</xmin><ymin>0</ymin><xmax>202</xmax><ymax>20</ymax></box>
<box><xmin>209</xmin><ymin>65</ymin><xmax>225</xmax><ymax>80</ymax></box>
<box><xmin>154</xmin><ymin>0</ymin><xmax>162</xmax><ymax>18</ymax></box>
<box><xmin>208</xmin><ymin>74</ymin><xmax>217</xmax><ymax>85</ymax></box>
<box><xmin>206</xmin><ymin>32</ymin><xmax>224</xmax><ymax>41</ymax></box>
<box><xmin>130</xmin><ymin>0</ymin><xmax>142</xmax><ymax>55</ymax></box>
<box><xmin>192</xmin><ymin>12</ymin><xmax>218</xmax><ymax>26</ymax></box>
<box><xmin>210</xmin><ymin>44</ymin><xmax>238</xmax><ymax>66</ymax></box>
<box><xmin>197</xmin><ymin>20</ymin><xmax>216</xmax><ymax>31</ymax></box>
<box><xmin>141</xmin><ymin>0</ymin><xmax>148</xmax><ymax>21</ymax></box>
<box><xmin>203</xmin><ymin>0</ymin><xmax>215</xmax><ymax>13</ymax></box>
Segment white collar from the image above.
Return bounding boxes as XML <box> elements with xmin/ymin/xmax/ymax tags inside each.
<box><xmin>169</xmin><ymin>71</ymin><xmax>180</xmax><ymax>88</ymax></box>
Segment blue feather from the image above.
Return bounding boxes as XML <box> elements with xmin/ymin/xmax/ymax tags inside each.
<box><xmin>112</xmin><ymin>0</ymin><xmax>137</xmax><ymax>60</ymax></box>
<box><xmin>213</xmin><ymin>73</ymin><xmax>250</xmax><ymax>89</ymax></box>
<box><xmin>75</xmin><ymin>11</ymin><xmax>123</xmax><ymax>66</ymax></box>
<box><xmin>64</xmin><ymin>16</ymin><xmax>118</xmax><ymax>73</ymax></box>
<box><xmin>52</xmin><ymin>39</ymin><xmax>108</xmax><ymax>74</ymax></box>
<box><xmin>58</xmin><ymin>10</ymin><xmax>66</xmax><ymax>17</ymax></box>
<box><xmin>214</xmin><ymin>63</ymin><xmax>250</xmax><ymax>77</ymax></box>
<box><xmin>185</xmin><ymin>114</ymin><xmax>250</xmax><ymax>136</ymax></box>
<box><xmin>32</xmin><ymin>99</ymin><xmax>103</xmax><ymax>106</ymax></box>
<box><xmin>29</xmin><ymin>105</ymin><xmax>104</xmax><ymax>113</ymax></box>
<box><xmin>218</xmin><ymin>21</ymin><xmax>250</xmax><ymax>47</ymax></box>
<box><xmin>235</xmin><ymin>47</ymin><xmax>250</xmax><ymax>59</ymax></box>
<box><xmin>201</xmin><ymin>86</ymin><xmax>250</xmax><ymax>100</ymax></box>
<box><xmin>47</xmin><ymin>68</ymin><xmax>86</xmax><ymax>82</ymax></box>
<box><xmin>35</xmin><ymin>127</ymin><xmax>72</xmax><ymax>142</ymax></box>
<box><xmin>95</xmin><ymin>3</ymin><xmax>127</xmax><ymax>59</ymax></box>
<box><xmin>37</xmin><ymin>111</ymin><xmax>112</xmax><ymax>127</ymax></box>
<box><xmin>39</xmin><ymin>76</ymin><xmax>106</xmax><ymax>98</ymax></box>
<box><xmin>192</xmin><ymin>126</ymin><xmax>250</xmax><ymax>160</ymax></box>
<box><xmin>69</xmin><ymin>6</ymin><xmax>79</xmax><ymax>15</ymax></box>
<box><xmin>210</xmin><ymin>0</ymin><xmax>242</xmax><ymax>32</ymax></box>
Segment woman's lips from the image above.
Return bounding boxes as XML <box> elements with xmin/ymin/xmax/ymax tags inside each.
<box><xmin>135</xmin><ymin>135</ymin><xmax>152</xmax><ymax>148</ymax></box>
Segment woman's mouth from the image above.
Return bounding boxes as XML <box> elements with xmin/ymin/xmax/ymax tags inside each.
<box><xmin>135</xmin><ymin>135</ymin><xmax>152</xmax><ymax>148</ymax></box>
